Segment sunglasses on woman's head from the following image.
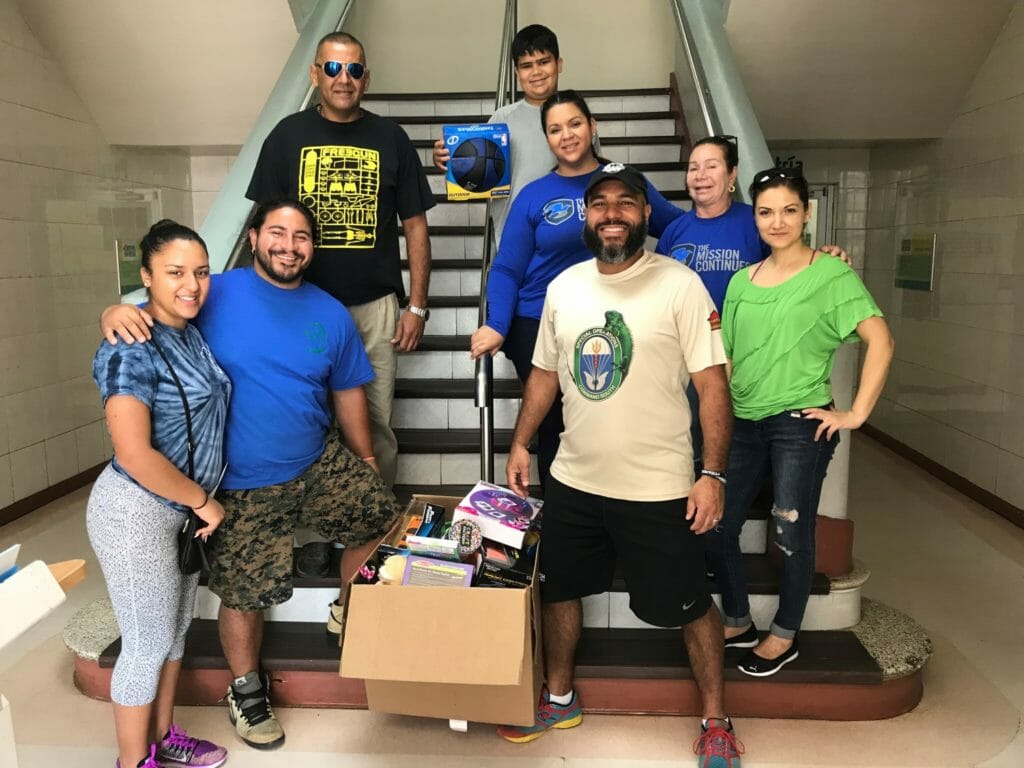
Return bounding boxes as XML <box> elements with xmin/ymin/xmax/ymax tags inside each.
<box><xmin>753</xmin><ymin>167</ymin><xmax>803</xmax><ymax>185</ymax></box>
<box><xmin>316</xmin><ymin>60</ymin><xmax>365</xmax><ymax>80</ymax></box>
<box><xmin>709</xmin><ymin>134</ymin><xmax>738</xmax><ymax>145</ymax></box>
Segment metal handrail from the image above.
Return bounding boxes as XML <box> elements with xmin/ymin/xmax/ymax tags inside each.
<box><xmin>210</xmin><ymin>0</ymin><xmax>356</xmax><ymax>275</ymax></box>
<box><xmin>474</xmin><ymin>0</ymin><xmax>517</xmax><ymax>483</ymax></box>
<box><xmin>669</xmin><ymin>0</ymin><xmax>773</xmax><ymax>202</ymax></box>
<box><xmin>669</xmin><ymin>0</ymin><xmax>717</xmax><ymax>137</ymax></box>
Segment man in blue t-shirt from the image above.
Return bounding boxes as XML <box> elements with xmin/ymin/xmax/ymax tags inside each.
<box><xmin>101</xmin><ymin>199</ymin><xmax>398</xmax><ymax>752</ymax></box>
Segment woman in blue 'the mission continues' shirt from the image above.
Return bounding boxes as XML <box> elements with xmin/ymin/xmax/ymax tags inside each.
<box><xmin>470</xmin><ymin>89</ymin><xmax>683</xmax><ymax>488</ymax></box>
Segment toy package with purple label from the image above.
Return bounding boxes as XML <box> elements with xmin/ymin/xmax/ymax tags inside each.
<box><xmin>451</xmin><ymin>481</ymin><xmax>543</xmax><ymax>549</ymax></box>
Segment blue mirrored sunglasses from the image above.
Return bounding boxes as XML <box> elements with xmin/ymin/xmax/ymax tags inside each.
<box><xmin>316</xmin><ymin>60</ymin><xmax>365</xmax><ymax>80</ymax></box>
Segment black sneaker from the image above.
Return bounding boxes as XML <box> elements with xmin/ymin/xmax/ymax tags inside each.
<box><xmin>295</xmin><ymin>541</ymin><xmax>332</xmax><ymax>578</ymax></box>
<box><xmin>737</xmin><ymin>638</ymin><xmax>800</xmax><ymax>677</ymax></box>
<box><xmin>226</xmin><ymin>671</ymin><xmax>285</xmax><ymax>750</ymax></box>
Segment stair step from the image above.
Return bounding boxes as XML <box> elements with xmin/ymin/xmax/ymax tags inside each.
<box><xmin>403</xmin><ymin>258</ymin><xmax>481</xmax><ymax>270</ymax></box>
<box><xmin>576</xmin><ymin>627</ymin><xmax>878</xmax><ymax>683</ymax></box>
<box><xmin>192</xmin><ymin>548</ymin><xmax>820</xmax><ymax>596</ymax></box>
<box><xmin>421</xmin><ymin>295</ymin><xmax>478</xmax><ymax>308</ymax></box>
<box><xmin>412</xmin><ymin>135</ymin><xmax>682</xmax><ymax>149</ymax></box>
<box><xmin>395</xmin><ymin>427</ymin><xmax>514</xmax><ymax>452</ymax></box>
<box><xmin>392</xmin><ymin>483</ymin><xmax>481</xmax><ymax>504</ymax></box>
<box><xmin>77</xmin><ymin>601</ymin><xmax>925</xmax><ymax>719</ymax></box>
<box><xmin>415</xmin><ymin>334</ymin><xmax>473</xmax><ymax>351</ymax></box>
<box><xmin>98</xmin><ymin>620</ymin><xmax>871</xmax><ymax>681</ymax></box>
<box><xmin>367</xmin><ymin>88</ymin><xmax>670</xmax><ymax>100</ymax></box>
<box><xmin>394</xmin><ymin>378</ymin><xmax>521</xmax><ymax>398</ymax></box>
<box><xmin>394</xmin><ymin>110</ymin><xmax>679</xmax><ymax>125</ymax></box>
<box><xmin>428</xmin><ymin>190</ymin><xmax>690</xmax><ymax>205</ymax></box>
<box><xmin>423</xmin><ymin>160</ymin><xmax>685</xmax><ymax>177</ymax></box>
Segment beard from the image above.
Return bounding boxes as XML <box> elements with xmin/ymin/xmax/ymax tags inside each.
<box><xmin>254</xmin><ymin>246</ymin><xmax>305</xmax><ymax>286</ymax></box>
<box><xmin>582</xmin><ymin>217</ymin><xmax>649</xmax><ymax>264</ymax></box>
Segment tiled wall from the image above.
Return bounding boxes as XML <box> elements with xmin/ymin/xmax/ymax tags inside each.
<box><xmin>863</xmin><ymin>3</ymin><xmax>1024</xmax><ymax>508</ymax></box>
<box><xmin>0</xmin><ymin>0</ymin><xmax>194</xmax><ymax>509</ymax></box>
<box><xmin>190</xmin><ymin>153</ymin><xmax>239</xmax><ymax>230</ymax></box>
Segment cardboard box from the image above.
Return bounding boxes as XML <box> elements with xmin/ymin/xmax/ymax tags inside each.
<box><xmin>340</xmin><ymin>495</ymin><xmax>543</xmax><ymax>726</ymax></box>
<box><xmin>444</xmin><ymin>124</ymin><xmax>511</xmax><ymax>201</ymax></box>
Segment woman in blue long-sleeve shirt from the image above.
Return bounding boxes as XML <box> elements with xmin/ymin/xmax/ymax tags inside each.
<box><xmin>470</xmin><ymin>90</ymin><xmax>683</xmax><ymax>490</ymax></box>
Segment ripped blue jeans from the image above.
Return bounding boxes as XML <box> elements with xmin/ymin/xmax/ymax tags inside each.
<box><xmin>706</xmin><ymin>408</ymin><xmax>838</xmax><ymax>640</ymax></box>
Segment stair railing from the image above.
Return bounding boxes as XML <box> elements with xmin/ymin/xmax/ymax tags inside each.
<box><xmin>475</xmin><ymin>0</ymin><xmax>517</xmax><ymax>483</ymax></box>
<box><xmin>142</xmin><ymin>0</ymin><xmax>355</xmax><ymax>299</ymax></box>
<box><xmin>668</xmin><ymin>0</ymin><xmax>773</xmax><ymax>203</ymax></box>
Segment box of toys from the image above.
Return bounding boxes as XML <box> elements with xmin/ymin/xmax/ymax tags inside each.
<box><xmin>443</xmin><ymin>123</ymin><xmax>512</xmax><ymax>201</ymax></box>
<box><xmin>340</xmin><ymin>491</ymin><xmax>543</xmax><ymax>726</ymax></box>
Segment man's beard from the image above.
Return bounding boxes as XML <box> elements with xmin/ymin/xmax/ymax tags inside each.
<box><xmin>582</xmin><ymin>218</ymin><xmax>648</xmax><ymax>264</ymax></box>
<box><xmin>254</xmin><ymin>247</ymin><xmax>305</xmax><ymax>285</ymax></box>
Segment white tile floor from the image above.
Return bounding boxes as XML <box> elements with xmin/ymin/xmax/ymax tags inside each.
<box><xmin>2</xmin><ymin>433</ymin><xmax>1024</xmax><ymax>767</ymax></box>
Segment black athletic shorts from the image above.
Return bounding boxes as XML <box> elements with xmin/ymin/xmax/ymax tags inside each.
<box><xmin>539</xmin><ymin>475</ymin><xmax>712</xmax><ymax>628</ymax></box>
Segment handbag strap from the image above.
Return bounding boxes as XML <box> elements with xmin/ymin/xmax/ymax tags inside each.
<box><xmin>149</xmin><ymin>334</ymin><xmax>195</xmax><ymax>481</ymax></box>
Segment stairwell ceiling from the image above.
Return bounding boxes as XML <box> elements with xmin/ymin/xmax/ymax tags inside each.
<box><xmin>11</xmin><ymin>0</ymin><xmax>1018</xmax><ymax>147</ymax></box>
<box><xmin>15</xmin><ymin>0</ymin><xmax>298</xmax><ymax>147</ymax></box>
<box><xmin>724</xmin><ymin>0</ymin><xmax>1016</xmax><ymax>142</ymax></box>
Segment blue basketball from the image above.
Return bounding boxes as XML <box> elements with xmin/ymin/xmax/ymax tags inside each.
<box><xmin>450</xmin><ymin>137</ymin><xmax>507</xmax><ymax>192</ymax></box>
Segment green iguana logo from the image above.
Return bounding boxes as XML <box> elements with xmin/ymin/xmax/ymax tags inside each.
<box><xmin>571</xmin><ymin>311</ymin><xmax>633</xmax><ymax>401</ymax></box>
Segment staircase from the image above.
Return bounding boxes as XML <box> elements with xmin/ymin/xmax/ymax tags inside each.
<box><xmin>67</xmin><ymin>85</ymin><xmax>930</xmax><ymax>722</ymax></box>
<box><xmin>388</xmin><ymin>87</ymin><xmax>689</xmax><ymax>501</ymax></box>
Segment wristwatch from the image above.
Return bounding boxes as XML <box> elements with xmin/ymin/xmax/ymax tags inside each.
<box><xmin>406</xmin><ymin>305</ymin><xmax>430</xmax><ymax>321</ymax></box>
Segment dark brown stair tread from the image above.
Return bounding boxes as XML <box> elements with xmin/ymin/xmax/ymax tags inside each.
<box><xmin>612</xmin><ymin>553</ymin><xmax>829</xmax><ymax>595</ymax></box>
<box><xmin>575</xmin><ymin>628</ymin><xmax>881</xmax><ymax>684</ymax></box>
<box><xmin>395</xmin><ymin>427</ymin><xmax>514</xmax><ymax>452</ymax></box>
<box><xmin>401</xmin><ymin>258</ymin><xmax>481</xmax><ymax>270</ymax></box>
<box><xmin>100</xmin><ymin>621</ymin><xmax>878</xmax><ymax>684</ymax></box>
<box><xmin>423</xmin><ymin>160</ymin><xmax>685</xmax><ymax>176</ymax></box>
<box><xmin>417</xmin><ymin>295</ymin><xmax>478</xmax><ymax>308</ymax></box>
<box><xmin>394</xmin><ymin>378</ymin><xmax>521</xmax><ymax>398</ymax></box>
<box><xmin>367</xmin><ymin>88</ymin><xmax>669</xmax><ymax>101</ymax></box>
<box><xmin>415</xmin><ymin>334</ymin><xmax>472</xmax><ymax>351</ymax></box>
<box><xmin>394</xmin><ymin>110</ymin><xmax>678</xmax><ymax>125</ymax></box>
<box><xmin>392</xmin><ymin>483</ymin><xmax>477</xmax><ymax>504</ymax></box>
<box><xmin>401</xmin><ymin>224</ymin><xmax>483</xmax><ymax>236</ymax></box>
<box><xmin>429</xmin><ymin>190</ymin><xmax>690</xmax><ymax>204</ymax></box>
<box><xmin>413</xmin><ymin>135</ymin><xmax>683</xmax><ymax>150</ymax></box>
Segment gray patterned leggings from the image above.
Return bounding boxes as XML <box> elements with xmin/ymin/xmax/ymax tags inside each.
<box><xmin>86</xmin><ymin>465</ymin><xmax>199</xmax><ymax>706</ymax></box>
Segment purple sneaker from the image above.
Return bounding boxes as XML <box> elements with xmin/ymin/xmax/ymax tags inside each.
<box><xmin>157</xmin><ymin>724</ymin><xmax>228</xmax><ymax>767</ymax></box>
<box><xmin>116</xmin><ymin>744</ymin><xmax>161</xmax><ymax>767</ymax></box>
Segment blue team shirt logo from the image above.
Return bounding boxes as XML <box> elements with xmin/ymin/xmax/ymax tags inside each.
<box><xmin>305</xmin><ymin>322</ymin><xmax>327</xmax><ymax>354</ymax></box>
<box><xmin>542</xmin><ymin>198</ymin><xmax>575</xmax><ymax>226</ymax></box>
<box><xmin>670</xmin><ymin>242</ymin><xmax>697</xmax><ymax>267</ymax></box>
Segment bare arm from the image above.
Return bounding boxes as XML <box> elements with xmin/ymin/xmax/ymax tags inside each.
<box><xmin>106</xmin><ymin>396</ymin><xmax>224</xmax><ymax>537</ymax></box>
<box><xmin>802</xmin><ymin>315</ymin><xmax>894</xmax><ymax>440</ymax></box>
<box><xmin>432</xmin><ymin>137</ymin><xmax>449</xmax><ymax>171</ymax></box>
<box><xmin>686</xmin><ymin>364</ymin><xmax>733</xmax><ymax>534</ymax></box>
<box><xmin>392</xmin><ymin>213</ymin><xmax>431</xmax><ymax>353</ymax></box>
<box><xmin>101</xmin><ymin>304</ymin><xmax>154</xmax><ymax>344</ymax></box>
<box><xmin>506</xmin><ymin>367</ymin><xmax>560</xmax><ymax>497</ymax></box>
<box><xmin>333</xmin><ymin>386</ymin><xmax>377</xmax><ymax>472</ymax></box>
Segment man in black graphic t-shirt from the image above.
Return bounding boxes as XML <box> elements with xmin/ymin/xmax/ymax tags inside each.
<box><xmin>248</xmin><ymin>31</ymin><xmax>435</xmax><ymax>491</ymax></box>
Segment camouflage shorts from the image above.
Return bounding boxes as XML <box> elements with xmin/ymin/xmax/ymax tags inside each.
<box><xmin>206</xmin><ymin>429</ymin><xmax>399</xmax><ymax>611</ymax></box>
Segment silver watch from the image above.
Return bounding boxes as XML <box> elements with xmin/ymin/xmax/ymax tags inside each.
<box><xmin>406</xmin><ymin>305</ymin><xmax>430</xmax><ymax>321</ymax></box>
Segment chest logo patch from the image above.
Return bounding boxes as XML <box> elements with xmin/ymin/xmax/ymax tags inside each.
<box><xmin>670</xmin><ymin>242</ymin><xmax>697</xmax><ymax>267</ymax></box>
<box><xmin>305</xmin><ymin>322</ymin><xmax>328</xmax><ymax>354</ymax></box>
<box><xmin>298</xmin><ymin>145</ymin><xmax>380</xmax><ymax>249</ymax></box>
<box><xmin>572</xmin><ymin>311</ymin><xmax>634</xmax><ymax>401</ymax></box>
<box><xmin>542</xmin><ymin>198</ymin><xmax>575</xmax><ymax>226</ymax></box>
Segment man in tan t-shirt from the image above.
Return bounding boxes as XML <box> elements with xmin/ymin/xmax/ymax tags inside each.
<box><xmin>499</xmin><ymin>164</ymin><xmax>744</xmax><ymax>764</ymax></box>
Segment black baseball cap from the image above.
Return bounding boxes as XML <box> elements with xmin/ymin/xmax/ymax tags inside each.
<box><xmin>584</xmin><ymin>163</ymin><xmax>649</xmax><ymax>203</ymax></box>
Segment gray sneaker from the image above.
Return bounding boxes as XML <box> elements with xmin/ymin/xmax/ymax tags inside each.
<box><xmin>226</xmin><ymin>671</ymin><xmax>285</xmax><ymax>750</ymax></box>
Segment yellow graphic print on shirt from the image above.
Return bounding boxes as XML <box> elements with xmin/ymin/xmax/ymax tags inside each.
<box><xmin>298</xmin><ymin>145</ymin><xmax>380</xmax><ymax>249</ymax></box>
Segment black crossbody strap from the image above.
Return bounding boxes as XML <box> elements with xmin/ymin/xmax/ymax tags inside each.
<box><xmin>149</xmin><ymin>335</ymin><xmax>195</xmax><ymax>481</ymax></box>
